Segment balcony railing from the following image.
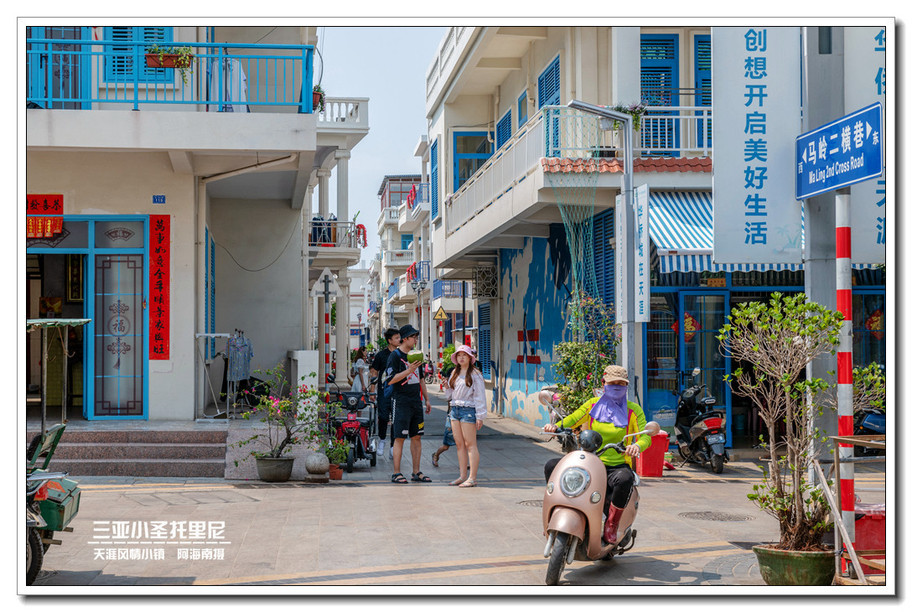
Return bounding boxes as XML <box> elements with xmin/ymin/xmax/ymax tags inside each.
<box><xmin>406</xmin><ymin>260</ymin><xmax>431</xmax><ymax>283</ymax></box>
<box><xmin>26</xmin><ymin>37</ymin><xmax>315</xmax><ymax>112</ymax></box>
<box><xmin>387</xmin><ymin>277</ymin><xmax>399</xmax><ymax>302</ymax></box>
<box><xmin>445</xmin><ymin>105</ymin><xmax>712</xmax><ymax>235</ymax></box>
<box><xmin>383</xmin><ymin>249</ymin><xmax>415</xmax><ymax>267</ymax></box>
<box><xmin>308</xmin><ymin>220</ymin><xmax>360</xmax><ymax>248</ymax></box>
<box><xmin>433</xmin><ymin>279</ymin><xmax>471</xmax><ymax>299</ymax></box>
<box><xmin>377</xmin><ymin>207</ymin><xmax>400</xmax><ymax>228</ymax></box>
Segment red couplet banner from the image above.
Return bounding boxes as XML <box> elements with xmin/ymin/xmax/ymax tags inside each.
<box><xmin>149</xmin><ymin>215</ymin><xmax>171</xmax><ymax>360</ymax></box>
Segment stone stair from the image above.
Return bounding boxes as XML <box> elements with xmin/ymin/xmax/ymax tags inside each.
<box><xmin>26</xmin><ymin>429</ymin><xmax>228</xmax><ymax>478</ymax></box>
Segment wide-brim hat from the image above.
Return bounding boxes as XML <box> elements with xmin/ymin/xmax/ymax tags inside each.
<box><xmin>398</xmin><ymin>324</ymin><xmax>419</xmax><ymax>339</ymax></box>
<box><xmin>602</xmin><ymin>364</ymin><xmax>629</xmax><ymax>385</ymax></box>
<box><xmin>450</xmin><ymin>344</ymin><xmax>477</xmax><ymax>365</ymax></box>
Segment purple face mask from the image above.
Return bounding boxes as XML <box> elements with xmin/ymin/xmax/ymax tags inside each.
<box><xmin>589</xmin><ymin>384</ymin><xmax>629</xmax><ymax>427</ymax></box>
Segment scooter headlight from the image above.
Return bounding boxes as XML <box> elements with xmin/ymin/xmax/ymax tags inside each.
<box><xmin>559</xmin><ymin>467</ymin><xmax>590</xmax><ymax>498</ymax></box>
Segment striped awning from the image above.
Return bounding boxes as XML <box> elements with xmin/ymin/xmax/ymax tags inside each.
<box><xmin>648</xmin><ymin>191</ymin><xmax>875</xmax><ymax>274</ymax></box>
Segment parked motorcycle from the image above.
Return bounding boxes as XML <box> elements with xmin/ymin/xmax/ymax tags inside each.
<box><xmin>326</xmin><ymin>375</ymin><xmax>378</xmax><ymax>472</ymax></box>
<box><xmin>539</xmin><ymin>421</ymin><xmax>660</xmax><ymax>585</ymax></box>
<box><xmin>673</xmin><ymin>368</ymin><xmax>728</xmax><ymax>474</ymax></box>
<box><xmin>26</xmin><ymin>424</ymin><xmax>82</xmax><ymax>556</ymax></box>
<box><xmin>25</xmin><ymin>471</ymin><xmax>72</xmax><ymax>585</ymax></box>
<box><xmin>854</xmin><ymin>406</ymin><xmax>886</xmax><ymax>456</ymax></box>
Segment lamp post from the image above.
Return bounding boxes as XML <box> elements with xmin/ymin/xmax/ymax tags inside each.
<box><xmin>410</xmin><ymin>277</ymin><xmax>428</xmax><ymax>349</ymax></box>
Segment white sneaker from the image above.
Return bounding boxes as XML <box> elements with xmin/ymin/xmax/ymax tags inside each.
<box><xmin>378</xmin><ymin>440</ymin><xmax>386</xmax><ymax>456</ymax></box>
<box><xmin>388</xmin><ymin>445</ymin><xmax>394</xmax><ymax>460</ymax></box>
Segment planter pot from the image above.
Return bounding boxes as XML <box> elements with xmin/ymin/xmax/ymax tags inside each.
<box><xmin>304</xmin><ymin>452</ymin><xmax>330</xmax><ymax>475</ymax></box>
<box><xmin>255</xmin><ymin>456</ymin><xmax>295</xmax><ymax>482</ymax></box>
<box><xmin>328</xmin><ymin>464</ymin><xmax>343</xmax><ymax>480</ymax></box>
<box><xmin>312</xmin><ymin>91</ymin><xmax>324</xmax><ymax>111</ymax></box>
<box><xmin>145</xmin><ymin>53</ymin><xmax>192</xmax><ymax>69</ymax></box>
<box><xmin>752</xmin><ymin>545</ymin><xmax>836</xmax><ymax>586</ymax></box>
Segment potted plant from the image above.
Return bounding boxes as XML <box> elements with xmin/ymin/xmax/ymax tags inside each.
<box><xmin>145</xmin><ymin>44</ymin><xmax>195</xmax><ymax>85</ymax></box>
<box><xmin>321</xmin><ymin>438</ymin><xmax>350</xmax><ymax>480</ymax></box>
<box><xmin>608</xmin><ymin>100</ymin><xmax>648</xmax><ymax>132</ymax></box>
<box><xmin>718</xmin><ymin>292</ymin><xmax>844</xmax><ymax>585</ymax></box>
<box><xmin>232</xmin><ymin>364</ymin><xmax>323</xmax><ymax>482</ymax></box>
<box><xmin>312</xmin><ymin>84</ymin><xmax>325</xmax><ymax>112</ymax></box>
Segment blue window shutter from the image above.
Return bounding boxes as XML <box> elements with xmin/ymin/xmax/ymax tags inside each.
<box><xmin>538</xmin><ymin>56</ymin><xmax>560</xmax><ymax>109</ymax></box>
<box><xmin>105</xmin><ymin>26</ymin><xmax>172</xmax><ymax>83</ymax></box>
<box><xmin>430</xmin><ymin>139</ymin><xmax>439</xmax><ymax>219</ymax></box>
<box><xmin>517</xmin><ymin>91</ymin><xmax>528</xmax><ymax>127</ymax></box>
<box><xmin>496</xmin><ymin>110</ymin><xmax>512</xmax><ymax>150</ymax></box>
<box><xmin>478</xmin><ymin>303</ymin><xmax>491</xmax><ymax>378</ymax></box>
<box><xmin>640</xmin><ymin>34</ymin><xmax>680</xmax><ymax>156</ymax></box>
<box><xmin>593</xmin><ymin>209</ymin><xmax>615</xmax><ymax>318</ymax></box>
<box><xmin>694</xmin><ymin>35</ymin><xmax>712</xmax><ymax>148</ymax></box>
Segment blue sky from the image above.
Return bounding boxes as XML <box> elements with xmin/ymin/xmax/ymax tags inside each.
<box><xmin>319</xmin><ymin>26</ymin><xmax>447</xmax><ymax>263</ymax></box>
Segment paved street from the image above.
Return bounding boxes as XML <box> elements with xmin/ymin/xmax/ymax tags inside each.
<box><xmin>28</xmin><ymin>388</ymin><xmax>887</xmax><ymax>592</ymax></box>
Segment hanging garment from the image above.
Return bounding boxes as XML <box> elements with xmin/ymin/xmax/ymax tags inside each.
<box><xmin>207</xmin><ymin>58</ymin><xmax>249</xmax><ymax>113</ymax></box>
<box><xmin>227</xmin><ymin>334</ymin><xmax>253</xmax><ymax>382</ymax></box>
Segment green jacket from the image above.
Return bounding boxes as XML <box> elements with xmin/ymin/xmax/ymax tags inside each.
<box><xmin>556</xmin><ymin>397</ymin><xmax>652</xmax><ymax>467</ymax></box>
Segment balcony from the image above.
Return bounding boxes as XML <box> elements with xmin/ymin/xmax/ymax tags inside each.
<box><xmin>445</xmin><ymin>105</ymin><xmax>712</xmax><ymax>237</ymax></box>
<box><xmin>386</xmin><ymin>277</ymin><xmax>399</xmax><ymax>302</ymax></box>
<box><xmin>377</xmin><ymin>207</ymin><xmax>400</xmax><ymax>231</ymax></box>
<box><xmin>26</xmin><ymin>37</ymin><xmax>316</xmax><ymax>112</ymax></box>
<box><xmin>432</xmin><ymin>279</ymin><xmax>474</xmax><ymax>313</ymax></box>
<box><xmin>383</xmin><ymin>249</ymin><xmax>415</xmax><ymax>268</ymax></box>
<box><xmin>308</xmin><ymin>220</ymin><xmax>362</xmax><ymax>272</ymax></box>
<box><xmin>397</xmin><ymin>183</ymin><xmax>430</xmax><ymax>232</ymax></box>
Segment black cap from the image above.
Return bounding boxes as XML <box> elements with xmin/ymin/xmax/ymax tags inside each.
<box><xmin>398</xmin><ymin>324</ymin><xmax>419</xmax><ymax>339</ymax></box>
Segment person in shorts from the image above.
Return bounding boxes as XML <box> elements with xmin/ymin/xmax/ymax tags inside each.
<box><xmin>385</xmin><ymin>324</ymin><xmax>432</xmax><ymax>483</ymax></box>
<box><xmin>369</xmin><ymin>327</ymin><xmax>400</xmax><ymax>458</ymax></box>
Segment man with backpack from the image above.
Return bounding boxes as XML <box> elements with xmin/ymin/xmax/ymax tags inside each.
<box><xmin>385</xmin><ymin>324</ymin><xmax>433</xmax><ymax>484</ymax></box>
<box><xmin>369</xmin><ymin>327</ymin><xmax>400</xmax><ymax>458</ymax></box>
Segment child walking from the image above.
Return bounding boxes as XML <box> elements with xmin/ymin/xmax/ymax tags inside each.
<box><xmin>441</xmin><ymin>345</ymin><xmax>487</xmax><ymax>487</ymax></box>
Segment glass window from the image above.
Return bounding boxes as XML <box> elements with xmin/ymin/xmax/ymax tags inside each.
<box><xmin>518</xmin><ymin>91</ymin><xmax>528</xmax><ymax>128</ymax></box>
<box><xmin>453</xmin><ymin>132</ymin><xmax>493</xmax><ymax>190</ymax></box>
<box><xmin>853</xmin><ymin>293</ymin><xmax>886</xmax><ymax>368</ymax></box>
<box><xmin>95</xmin><ymin>221</ymin><xmax>145</xmax><ymax>249</ymax></box>
<box><xmin>27</xmin><ymin>220</ymin><xmax>88</xmax><ymax>249</ymax></box>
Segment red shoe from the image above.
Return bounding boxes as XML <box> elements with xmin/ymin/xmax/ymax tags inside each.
<box><xmin>603</xmin><ymin>504</ymin><xmax>623</xmax><ymax>544</ymax></box>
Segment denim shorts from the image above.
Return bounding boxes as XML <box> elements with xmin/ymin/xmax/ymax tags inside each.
<box><xmin>450</xmin><ymin>404</ymin><xmax>477</xmax><ymax>424</ymax></box>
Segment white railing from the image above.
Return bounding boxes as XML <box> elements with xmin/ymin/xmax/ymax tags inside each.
<box><xmin>384</xmin><ymin>249</ymin><xmax>415</xmax><ymax>267</ymax></box>
<box><xmin>445</xmin><ymin>105</ymin><xmax>712</xmax><ymax>235</ymax></box>
<box><xmin>316</xmin><ymin>97</ymin><xmax>368</xmax><ymax>129</ymax></box>
<box><xmin>377</xmin><ymin>207</ymin><xmax>400</xmax><ymax>228</ymax></box>
<box><xmin>426</xmin><ymin>27</ymin><xmax>472</xmax><ymax>102</ymax></box>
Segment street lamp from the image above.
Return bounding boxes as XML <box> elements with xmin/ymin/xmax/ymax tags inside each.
<box><xmin>410</xmin><ymin>277</ymin><xmax>428</xmax><ymax>349</ymax></box>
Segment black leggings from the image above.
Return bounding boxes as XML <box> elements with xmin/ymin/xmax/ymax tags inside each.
<box><xmin>544</xmin><ymin>458</ymin><xmax>635</xmax><ymax>512</ymax></box>
<box><xmin>376</xmin><ymin>400</ymin><xmax>391</xmax><ymax>441</ymax></box>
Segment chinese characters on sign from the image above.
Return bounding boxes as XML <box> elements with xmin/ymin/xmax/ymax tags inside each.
<box><xmin>26</xmin><ymin>194</ymin><xmax>64</xmax><ymax>238</ymax></box>
<box><xmin>845</xmin><ymin>26</ymin><xmax>888</xmax><ymax>263</ymax></box>
<box><xmin>90</xmin><ymin>520</ymin><xmax>228</xmax><ymax>562</ymax></box>
<box><xmin>633</xmin><ymin>184</ymin><xmax>650</xmax><ymax>323</ymax></box>
<box><xmin>149</xmin><ymin>215</ymin><xmax>171</xmax><ymax>360</ymax></box>
<box><xmin>712</xmin><ymin>27</ymin><xmax>802</xmax><ymax>264</ymax></box>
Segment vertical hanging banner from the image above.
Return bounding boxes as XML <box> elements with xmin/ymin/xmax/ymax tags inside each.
<box><xmin>615</xmin><ymin>193</ymin><xmax>627</xmax><ymax>324</ymax></box>
<box><xmin>633</xmin><ymin>184</ymin><xmax>650</xmax><ymax>322</ymax></box>
<box><xmin>845</xmin><ymin>26</ymin><xmax>888</xmax><ymax>264</ymax></box>
<box><xmin>712</xmin><ymin>27</ymin><xmax>803</xmax><ymax>263</ymax></box>
<box><xmin>149</xmin><ymin>214</ymin><xmax>171</xmax><ymax>360</ymax></box>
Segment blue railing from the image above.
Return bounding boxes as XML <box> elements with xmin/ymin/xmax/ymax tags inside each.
<box><xmin>387</xmin><ymin>277</ymin><xmax>399</xmax><ymax>302</ymax></box>
<box><xmin>433</xmin><ymin>279</ymin><xmax>469</xmax><ymax>299</ymax></box>
<box><xmin>26</xmin><ymin>38</ymin><xmax>315</xmax><ymax>112</ymax></box>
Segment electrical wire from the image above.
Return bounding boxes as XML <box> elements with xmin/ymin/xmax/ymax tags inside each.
<box><xmin>210</xmin><ymin>214</ymin><xmax>301</xmax><ymax>273</ymax></box>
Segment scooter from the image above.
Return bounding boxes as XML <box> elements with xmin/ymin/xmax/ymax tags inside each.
<box><xmin>25</xmin><ymin>471</ymin><xmax>72</xmax><ymax>585</ymax></box>
<box><xmin>673</xmin><ymin>368</ymin><xmax>728</xmax><ymax>474</ymax></box>
<box><xmin>539</xmin><ymin>421</ymin><xmax>661</xmax><ymax>585</ymax></box>
<box><xmin>854</xmin><ymin>406</ymin><xmax>885</xmax><ymax>456</ymax></box>
<box><xmin>326</xmin><ymin>375</ymin><xmax>378</xmax><ymax>472</ymax></box>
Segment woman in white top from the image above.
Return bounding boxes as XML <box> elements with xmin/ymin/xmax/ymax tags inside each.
<box><xmin>350</xmin><ymin>347</ymin><xmax>368</xmax><ymax>393</ymax></box>
<box><xmin>442</xmin><ymin>344</ymin><xmax>487</xmax><ymax>487</ymax></box>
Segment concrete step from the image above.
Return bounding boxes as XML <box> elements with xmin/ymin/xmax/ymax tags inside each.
<box><xmin>26</xmin><ymin>429</ymin><xmax>228</xmax><ymax>478</ymax></box>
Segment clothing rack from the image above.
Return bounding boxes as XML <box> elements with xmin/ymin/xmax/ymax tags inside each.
<box><xmin>195</xmin><ymin>332</ymin><xmax>230</xmax><ymax>418</ymax></box>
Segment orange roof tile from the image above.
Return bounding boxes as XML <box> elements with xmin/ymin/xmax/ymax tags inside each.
<box><xmin>541</xmin><ymin>157</ymin><xmax>712</xmax><ymax>174</ymax></box>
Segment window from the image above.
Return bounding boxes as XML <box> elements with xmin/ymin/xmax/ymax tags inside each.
<box><xmin>496</xmin><ymin>110</ymin><xmax>512</xmax><ymax>150</ymax></box>
<box><xmin>641</xmin><ymin>34</ymin><xmax>680</xmax><ymax>155</ymax></box>
<box><xmin>400</xmin><ymin>234</ymin><xmax>413</xmax><ymax>250</ymax></box>
<box><xmin>104</xmin><ymin>26</ymin><xmax>174</xmax><ymax>84</ymax></box>
<box><xmin>537</xmin><ymin>56</ymin><xmax>560</xmax><ymax>109</ymax></box>
<box><xmin>453</xmin><ymin>132</ymin><xmax>493</xmax><ymax>190</ymax></box>
<box><xmin>430</xmin><ymin>139</ymin><xmax>439</xmax><ymax>219</ymax></box>
<box><xmin>517</xmin><ymin>91</ymin><xmax>528</xmax><ymax>128</ymax></box>
<box><xmin>593</xmin><ymin>209</ymin><xmax>615</xmax><ymax>312</ymax></box>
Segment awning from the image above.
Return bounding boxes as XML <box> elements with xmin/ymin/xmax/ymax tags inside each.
<box><xmin>648</xmin><ymin>191</ymin><xmax>874</xmax><ymax>274</ymax></box>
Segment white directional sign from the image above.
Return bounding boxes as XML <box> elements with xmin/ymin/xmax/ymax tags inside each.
<box><xmin>309</xmin><ymin>268</ymin><xmax>340</xmax><ymax>297</ymax></box>
<box><xmin>795</xmin><ymin>102</ymin><xmax>883</xmax><ymax>200</ymax></box>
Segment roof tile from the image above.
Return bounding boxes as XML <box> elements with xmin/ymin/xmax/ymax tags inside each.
<box><xmin>541</xmin><ymin>156</ymin><xmax>712</xmax><ymax>174</ymax></box>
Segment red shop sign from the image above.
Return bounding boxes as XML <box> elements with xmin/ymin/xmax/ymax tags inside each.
<box><xmin>26</xmin><ymin>193</ymin><xmax>64</xmax><ymax>215</ymax></box>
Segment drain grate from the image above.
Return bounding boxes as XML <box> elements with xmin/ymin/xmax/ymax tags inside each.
<box><xmin>678</xmin><ymin>511</ymin><xmax>754</xmax><ymax>522</ymax></box>
<box><xmin>518</xmin><ymin>499</ymin><xmax>543</xmax><ymax>507</ymax></box>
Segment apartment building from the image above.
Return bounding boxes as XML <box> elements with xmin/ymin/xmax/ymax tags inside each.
<box><xmin>25</xmin><ymin>25</ymin><xmax>369</xmax><ymax>420</ymax></box>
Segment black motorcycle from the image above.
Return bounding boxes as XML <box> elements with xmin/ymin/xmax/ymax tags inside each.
<box><xmin>854</xmin><ymin>406</ymin><xmax>885</xmax><ymax>456</ymax></box>
<box><xmin>673</xmin><ymin>368</ymin><xmax>729</xmax><ymax>474</ymax></box>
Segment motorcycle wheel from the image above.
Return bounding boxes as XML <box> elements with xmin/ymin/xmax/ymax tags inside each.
<box><xmin>346</xmin><ymin>447</ymin><xmax>355</xmax><ymax>474</ymax></box>
<box><xmin>545</xmin><ymin>532</ymin><xmax>572</xmax><ymax>586</ymax></box>
<box><xmin>26</xmin><ymin>527</ymin><xmax>43</xmax><ymax>586</ymax></box>
<box><xmin>711</xmin><ymin>453</ymin><xmax>724</xmax><ymax>474</ymax></box>
<box><xmin>41</xmin><ymin>529</ymin><xmax>54</xmax><ymax>553</ymax></box>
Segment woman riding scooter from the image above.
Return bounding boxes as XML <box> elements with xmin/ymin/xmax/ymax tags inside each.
<box><xmin>543</xmin><ymin>365</ymin><xmax>651</xmax><ymax>544</ymax></box>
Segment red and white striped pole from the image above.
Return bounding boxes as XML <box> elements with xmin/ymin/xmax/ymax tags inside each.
<box><xmin>325</xmin><ymin>310</ymin><xmax>331</xmax><ymax>384</ymax></box>
<box><xmin>438</xmin><ymin>320</ymin><xmax>444</xmax><ymax>378</ymax></box>
<box><xmin>835</xmin><ymin>188</ymin><xmax>855</xmax><ymax>545</ymax></box>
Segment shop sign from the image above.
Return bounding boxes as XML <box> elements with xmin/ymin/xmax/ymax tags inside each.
<box><xmin>26</xmin><ymin>193</ymin><xmax>63</xmax><ymax>215</ymax></box>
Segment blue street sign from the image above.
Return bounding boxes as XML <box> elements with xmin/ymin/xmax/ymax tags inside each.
<box><xmin>795</xmin><ymin>102</ymin><xmax>883</xmax><ymax>200</ymax></box>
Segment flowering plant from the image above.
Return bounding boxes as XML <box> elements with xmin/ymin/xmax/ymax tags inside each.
<box><xmin>609</xmin><ymin>101</ymin><xmax>648</xmax><ymax>131</ymax></box>
<box><xmin>319</xmin><ymin>438</ymin><xmax>351</xmax><ymax>465</ymax></box>
<box><xmin>233</xmin><ymin>363</ymin><xmax>325</xmax><ymax>462</ymax></box>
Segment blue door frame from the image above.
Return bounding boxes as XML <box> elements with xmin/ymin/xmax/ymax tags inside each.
<box><xmin>27</xmin><ymin>215</ymin><xmax>150</xmax><ymax>420</ymax></box>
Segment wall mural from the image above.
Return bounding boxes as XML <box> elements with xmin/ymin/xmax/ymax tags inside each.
<box><xmin>499</xmin><ymin>226</ymin><xmax>573</xmax><ymax>427</ymax></box>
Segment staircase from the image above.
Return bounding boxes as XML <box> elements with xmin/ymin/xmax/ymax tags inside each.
<box><xmin>26</xmin><ymin>429</ymin><xmax>228</xmax><ymax>478</ymax></box>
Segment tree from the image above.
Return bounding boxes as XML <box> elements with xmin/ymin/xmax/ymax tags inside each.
<box><xmin>718</xmin><ymin>292</ymin><xmax>843</xmax><ymax>550</ymax></box>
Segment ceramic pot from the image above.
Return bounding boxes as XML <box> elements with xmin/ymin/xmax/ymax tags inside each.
<box><xmin>752</xmin><ymin>545</ymin><xmax>836</xmax><ymax>586</ymax></box>
<box><xmin>328</xmin><ymin>464</ymin><xmax>343</xmax><ymax>480</ymax></box>
<box><xmin>255</xmin><ymin>456</ymin><xmax>294</xmax><ymax>482</ymax></box>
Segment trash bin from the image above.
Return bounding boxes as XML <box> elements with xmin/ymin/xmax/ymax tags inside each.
<box><xmin>635</xmin><ymin>431</ymin><xmax>669</xmax><ymax>477</ymax></box>
<box><xmin>854</xmin><ymin>502</ymin><xmax>885</xmax><ymax>575</ymax></box>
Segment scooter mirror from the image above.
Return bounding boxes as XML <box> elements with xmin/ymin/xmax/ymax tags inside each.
<box><xmin>537</xmin><ymin>389</ymin><xmax>554</xmax><ymax>407</ymax></box>
<box><xmin>642</xmin><ymin>421</ymin><xmax>661</xmax><ymax>437</ymax></box>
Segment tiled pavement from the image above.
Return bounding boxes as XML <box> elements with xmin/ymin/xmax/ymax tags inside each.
<box><xmin>26</xmin><ymin>387</ymin><xmax>887</xmax><ymax>591</ymax></box>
